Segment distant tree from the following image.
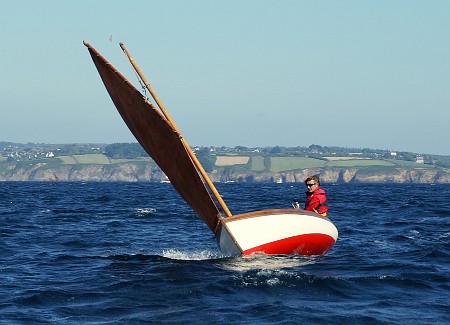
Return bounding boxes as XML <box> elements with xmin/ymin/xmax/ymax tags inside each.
<box><xmin>269</xmin><ymin>146</ymin><xmax>283</xmax><ymax>154</ymax></box>
<box><xmin>435</xmin><ymin>159</ymin><xmax>450</xmax><ymax>168</ymax></box>
<box><xmin>195</xmin><ymin>147</ymin><xmax>215</xmax><ymax>172</ymax></box>
<box><xmin>308</xmin><ymin>144</ymin><xmax>323</xmax><ymax>151</ymax></box>
<box><xmin>104</xmin><ymin>143</ymin><xmax>147</xmax><ymax>159</ymax></box>
<box><xmin>399</xmin><ymin>152</ymin><xmax>416</xmax><ymax>162</ymax></box>
<box><xmin>57</xmin><ymin>144</ymin><xmax>86</xmax><ymax>155</ymax></box>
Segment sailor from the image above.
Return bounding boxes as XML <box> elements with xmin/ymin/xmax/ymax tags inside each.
<box><xmin>303</xmin><ymin>175</ymin><xmax>328</xmax><ymax>217</ymax></box>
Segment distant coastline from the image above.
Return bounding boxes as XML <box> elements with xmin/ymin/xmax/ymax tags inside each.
<box><xmin>1</xmin><ymin>156</ymin><xmax>450</xmax><ymax>184</ymax></box>
<box><xmin>1</xmin><ymin>142</ymin><xmax>450</xmax><ymax>183</ymax></box>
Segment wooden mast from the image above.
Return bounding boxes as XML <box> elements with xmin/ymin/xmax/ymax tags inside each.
<box><xmin>119</xmin><ymin>43</ymin><xmax>232</xmax><ymax>218</ymax></box>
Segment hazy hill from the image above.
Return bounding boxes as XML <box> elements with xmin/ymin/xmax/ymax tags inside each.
<box><xmin>1</xmin><ymin>142</ymin><xmax>450</xmax><ymax>183</ymax></box>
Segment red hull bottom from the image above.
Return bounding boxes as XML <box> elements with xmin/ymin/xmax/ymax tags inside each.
<box><xmin>241</xmin><ymin>233</ymin><xmax>336</xmax><ymax>256</ymax></box>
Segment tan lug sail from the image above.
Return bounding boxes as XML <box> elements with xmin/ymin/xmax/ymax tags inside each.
<box><xmin>83</xmin><ymin>41</ymin><xmax>227</xmax><ymax>232</ymax></box>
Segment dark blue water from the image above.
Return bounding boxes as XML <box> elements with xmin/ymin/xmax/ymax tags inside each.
<box><xmin>1</xmin><ymin>182</ymin><xmax>448</xmax><ymax>324</ymax></box>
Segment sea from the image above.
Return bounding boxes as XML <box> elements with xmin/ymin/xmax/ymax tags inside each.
<box><xmin>0</xmin><ymin>182</ymin><xmax>448</xmax><ymax>324</ymax></box>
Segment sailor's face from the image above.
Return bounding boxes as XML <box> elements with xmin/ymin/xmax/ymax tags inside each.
<box><xmin>306</xmin><ymin>182</ymin><xmax>317</xmax><ymax>192</ymax></box>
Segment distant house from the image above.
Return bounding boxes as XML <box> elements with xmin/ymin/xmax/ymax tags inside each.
<box><xmin>415</xmin><ymin>156</ymin><xmax>424</xmax><ymax>164</ymax></box>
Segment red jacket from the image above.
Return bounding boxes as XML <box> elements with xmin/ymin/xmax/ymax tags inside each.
<box><xmin>304</xmin><ymin>188</ymin><xmax>328</xmax><ymax>216</ymax></box>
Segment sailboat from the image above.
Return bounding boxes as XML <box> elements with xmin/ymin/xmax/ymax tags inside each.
<box><xmin>83</xmin><ymin>41</ymin><xmax>338</xmax><ymax>256</ymax></box>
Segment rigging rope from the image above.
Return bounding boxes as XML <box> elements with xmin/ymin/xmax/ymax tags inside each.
<box><xmin>134</xmin><ymin>70</ymin><xmax>148</xmax><ymax>99</ymax></box>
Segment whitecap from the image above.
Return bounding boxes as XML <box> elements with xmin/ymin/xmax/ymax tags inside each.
<box><xmin>162</xmin><ymin>249</ymin><xmax>221</xmax><ymax>260</ymax></box>
<box><xmin>133</xmin><ymin>207</ymin><xmax>157</xmax><ymax>217</ymax></box>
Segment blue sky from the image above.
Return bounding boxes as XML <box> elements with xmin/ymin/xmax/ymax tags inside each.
<box><xmin>1</xmin><ymin>1</ymin><xmax>449</xmax><ymax>155</ymax></box>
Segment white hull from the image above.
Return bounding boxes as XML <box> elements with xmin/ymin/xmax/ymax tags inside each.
<box><xmin>217</xmin><ymin>209</ymin><xmax>338</xmax><ymax>256</ymax></box>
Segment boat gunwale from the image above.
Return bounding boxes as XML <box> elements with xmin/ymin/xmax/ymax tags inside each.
<box><xmin>223</xmin><ymin>208</ymin><xmax>334</xmax><ymax>224</ymax></box>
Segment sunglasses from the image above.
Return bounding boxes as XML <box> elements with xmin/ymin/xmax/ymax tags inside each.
<box><xmin>306</xmin><ymin>183</ymin><xmax>316</xmax><ymax>187</ymax></box>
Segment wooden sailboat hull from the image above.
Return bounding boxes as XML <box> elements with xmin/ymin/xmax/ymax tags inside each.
<box><xmin>217</xmin><ymin>209</ymin><xmax>338</xmax><ymax>256</ymax></box>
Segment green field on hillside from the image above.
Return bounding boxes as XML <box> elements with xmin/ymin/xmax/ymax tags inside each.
<box><xmin>250</xmin><ymin>156</ymin><xmax>266</xmax><ymax>171</ymax></box>
<box><xmin>59</xmin><ymin>154</ymin><xmax>110</xmax><ymax>164</ymax></box>
<box><xmin>385</xmin><ymin>158</ymin><xmax>434</xmax><ymax>168</ymax></box>
<box><xmin>58</xmin><ymin>156</ymin><xmax>78</xmax><ymax>164</ymax></box>
<box><xmin>269</xmin><ymin>157</ymin><xmax>326</xmax><ymax>172</ymax></box>
<box><xmin>268</xmin><ymin>157</ymin><xmax>433</xmax><ymax>172</ymax></box>
<box><xmin>325</xmin><ymin>159</ymin><xmax>395</xmax><ymax>167</ymax></box>
<box><xmin>110</xmin><ymin>157</ymin><xmax>154</xmax><ymax>164</ymax></box>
